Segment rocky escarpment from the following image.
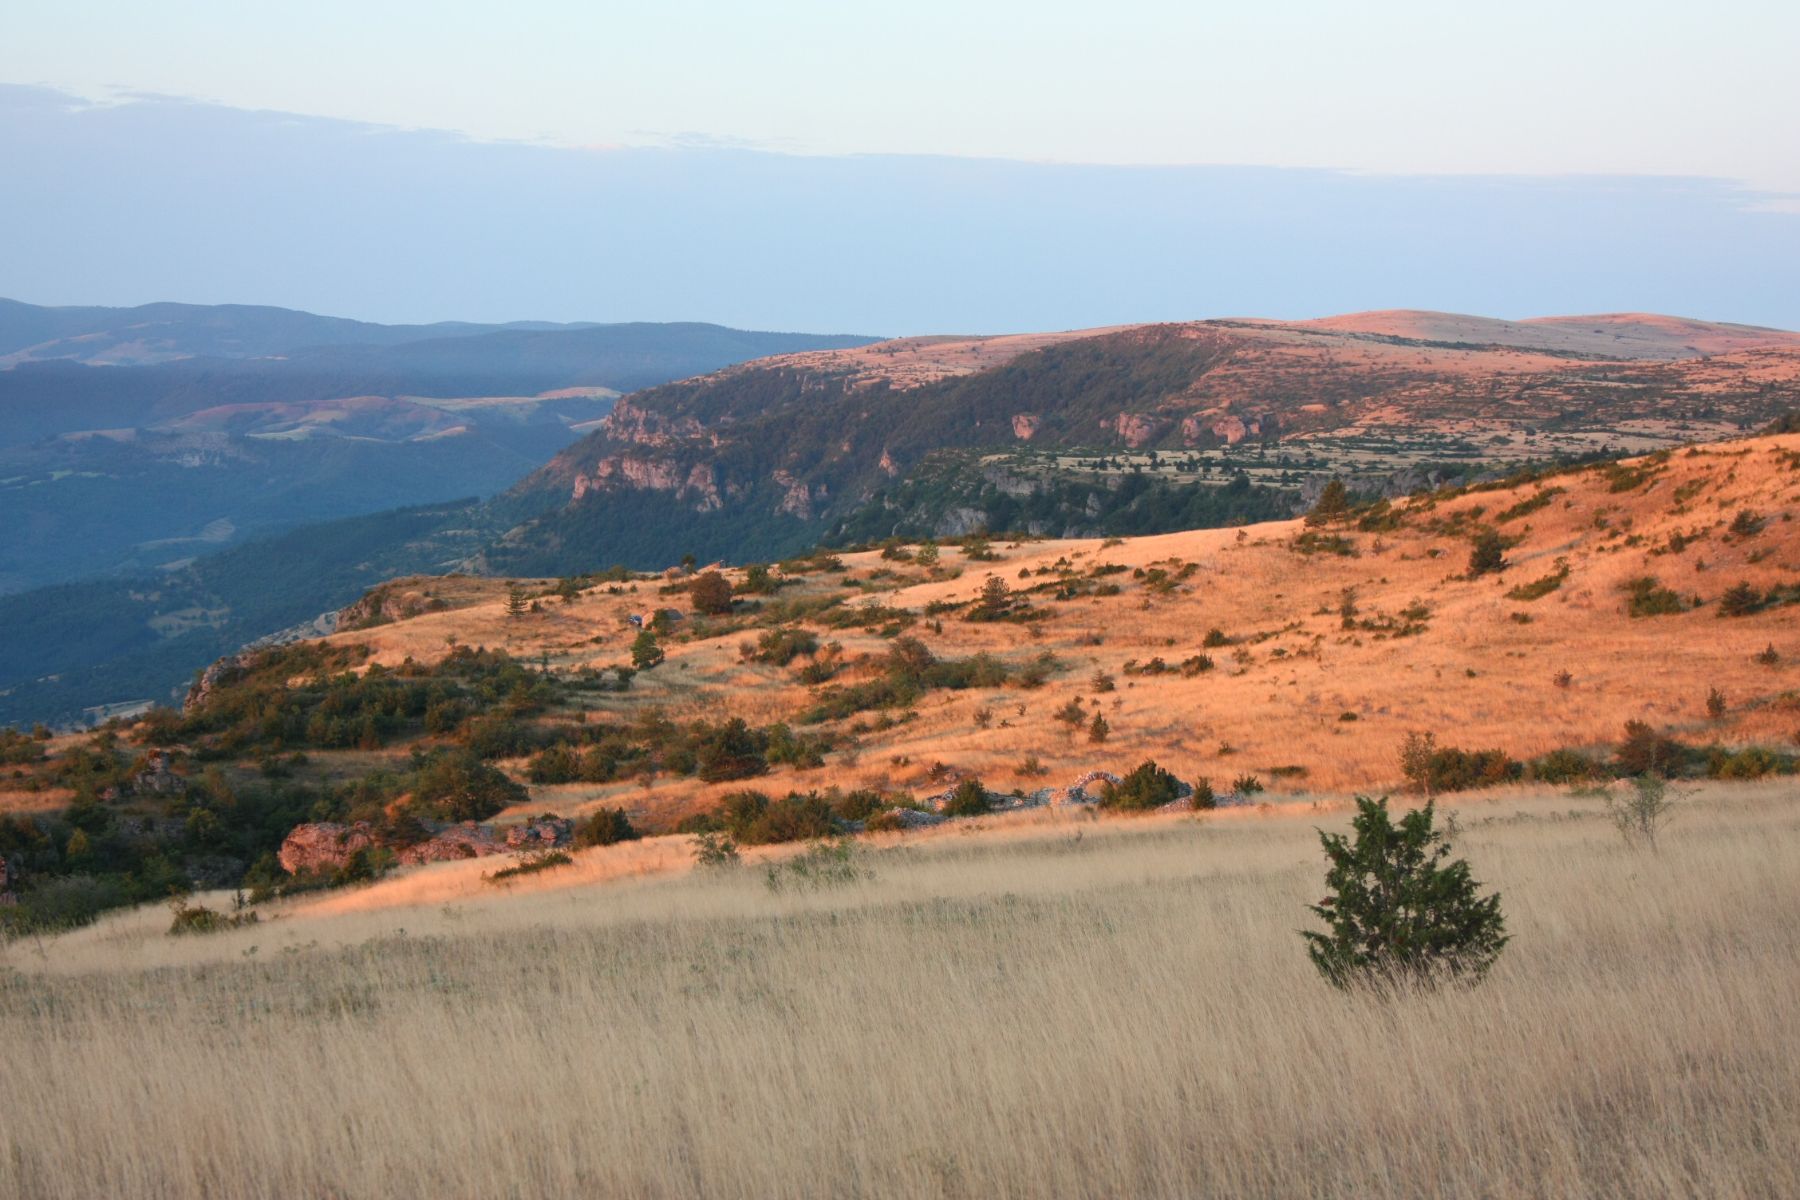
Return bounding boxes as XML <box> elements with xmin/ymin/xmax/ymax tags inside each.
<box><xmin>277</xmin><ymin>816</ymin><xmax>575</xmax><ymax>875</ymax></box>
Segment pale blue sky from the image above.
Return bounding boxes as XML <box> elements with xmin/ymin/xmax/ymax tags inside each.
<box><xmin>5</xmin><ymin>0</ymin><xmax>1797</xmax><ymax>189</ymax></box>
<box><xmin>2</xmin><ymin>4</ymin><xmax>1797</xmax><ymax>330</ymax></box>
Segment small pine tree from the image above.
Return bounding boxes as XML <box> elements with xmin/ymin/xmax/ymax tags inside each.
<box><xmin>505</xmin><ymin>582</ymin><xmax>528</xmax><ymax>619</ymax></box>
<box><xmin>1087</xmin><ymin>713</ymin><xmax>1110</xmax><ymax>744</ymax></box>
<box><xmin>1468</xmin><ymin>529</ymin><xmax>1507</xmax><ymax>577</ymax></box>
<box><xmin>1306</xmin><ymin>478</ymin><xmax>1350</xmax><ymax>526</ymax></box>
<box><xmin>1303</xmin><ymin>796</ymin><xmax>1509</xmax><ymax>990</ymax></box>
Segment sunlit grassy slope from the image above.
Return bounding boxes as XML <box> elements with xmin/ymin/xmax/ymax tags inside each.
<box><xmin>4</xmin><ymin>783</ymin><xmax>1796</xmax><ymax>1198</ymax></box>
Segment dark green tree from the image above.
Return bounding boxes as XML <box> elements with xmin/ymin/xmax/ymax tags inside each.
<box><xmin>630</xmin><ymin>630</ymin><xmax>665</xmax><ymax>670</ymax></box>
<box><xmin>1303</xmin><ymin>796</ymin><xmax>1508</xmax><ymax>990</ymax></box>
<box><xmin>1305</xmin><ymin>478</ymin><xmax>1350</xmax><ymax>527</ymax></box>
<box><xmin>505</xmin><ymin>582</ymin><xmax>528</xmax><ymax>619</ymax></box>
<box><xmin>1467</xmin><ymin>529</ymin><xmax>1507</xmax><ymax>577</ymax></box>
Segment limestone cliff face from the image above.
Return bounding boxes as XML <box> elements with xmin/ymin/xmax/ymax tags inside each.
<box><xmin>601</xmin><ymin>397</ymin><xmax>705</xmax><ymax>446</ymax></box>
<box><xmin>1111</xmin><ymin>412</ymin><xmax>1167</xmax><ymax>448</ymax></box>
<box><xmin>1182</xmin><ymin>412</ymin><xmax>1262</xmax><ymax>445</ymax></box>
<box><xmin>571</xmin><ymin>455</ymin><xmax>723</xmax><ymax>511</ymax></box>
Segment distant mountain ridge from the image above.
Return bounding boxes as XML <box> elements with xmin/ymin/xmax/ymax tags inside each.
<box><xmin>491</xmin><ymin>309</ymin><xmax>1800</xmax><ymax>573</ymax></box>
<box><xmin>0</xmin><ymin>296</ymin><xmax>596</xmax><ymax>368</ymax></box>
<box><xmin>0</xmin><ymin>300</ymin><xmax>880</xmax><ymax>593</ymax></box>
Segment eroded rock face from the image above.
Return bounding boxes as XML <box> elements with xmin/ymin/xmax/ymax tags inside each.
<box><xmin>277</xmin><ymin>818</ymin><xmax>576</xmax><ymax>873</ymax></box>
<box><xmin>773</xmin><ymin>470</ymin><xmax>816</xmax><ymax>519</ymax></box>
<box><xmin>395</xmin><ymin>823</ymin><xmax>501</xmax><ymax>866</ymax></box>
<box><xmin>600</xmin><ymin>398</ymin><xmax>704</xmax><ymax>446</ymax></box>
<box><xmin>1111</xmin><ymin>412</ymin><xmax>1167</xmax><ymax>448</ymax></box>
<box><xmin>1012</xmin><ymin>413</ymin><xmax>1041</xmax><ymax>440</ymax></box>
<box><xmin>572</xmin><ymin>455</ymin><xmax>722</xmax><ymax>511</ymax></box>
<box><xmin>504</xmin><ymin>816</ymin><xmax>575</xmax><ymax>852</ymax></box>
<box><xmin>277</xmin><ymin>822</ymin><xmax>378</xmax><ymax>875</ymax></box>
<box><xmin>185</xmin><ymin>653</ymin><xmax>254</xmax><ymax>711</ymax></box>
<box><xmin>131</xmin><ymin>751</ymin><xmax>187</xmax><ymax>796</ymax></box>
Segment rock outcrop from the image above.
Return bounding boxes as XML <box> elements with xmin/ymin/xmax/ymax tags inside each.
<box><xmin>277</xmin><ymin>817</ymin><xmax>575</xmax><ymax>874</ymax></box>
<box><xmin>278</xmin><ymin>822</ymin><xmax>379</xmax><ymax>875</ymax></box>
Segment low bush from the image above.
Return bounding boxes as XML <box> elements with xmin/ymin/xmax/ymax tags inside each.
<box><xmin>940</xmin><ymin>778</ymin><xmax>993</xmax><ymax>818</ymax></box>
<box><xmin>762</xmin><ymin>839</ymin><xmax>874</xmax><ymax>893</ymax></box>
<box><xmin>1399</xmin><ymin>732</ymin><xmax>1518</xmax><ymax>794</ymax></box>
<box><xmin>1099</xmin><ymin>761</ymin><xmax>1183</xmax><ymax>811</ymax></box>
<box><xmin>1528</xmin><ymin>748</ymin><xmax>1597</xmax><ymax>785</ymax></box>
<box><xmin>1621</xmin><ymin>576</ymin><xmax>1686</xmax><ymax>618</ymax></box>
<box><xmin>575</xmin><ymin>807</ymin><xmax>640</xmax><ymax>848</ymax></box>
<box><xmin>486</xmin><ymin>851</ymin><xmax>574</xmax><ymax>884</ymax></box>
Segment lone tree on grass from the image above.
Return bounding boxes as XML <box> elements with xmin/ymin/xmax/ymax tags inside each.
<box><xmin>690</xmin><ymin>570</ymin><xmax>734</xmax><ymax>616</ymax></box>
<box><xmin>1303</xmin><ymin>796</ymin><xmax>1508</xmax><ymax>991</ymax></box>
<box><xmin>1468</xmin><ymin>529</ymin><xmax>1508</xmax><ymax>577</ymax></box>
<box><xmin>505</xmin><ymin>582</ymin><xmax>528</xmax><ymax>619</ymax></box>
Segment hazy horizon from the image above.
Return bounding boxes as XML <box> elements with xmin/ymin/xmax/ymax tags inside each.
<box><xmin>5</xmin><ymin>84</ymin><xmax>1799</xmax><ymax>334</ymax></box>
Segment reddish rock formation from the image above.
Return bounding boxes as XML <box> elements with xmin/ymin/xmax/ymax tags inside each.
<box><xmin>277</xmin><ymin>822</ymin><xmax>378</xmax><ymax>875</ymax></box>
<box><xmin>1110</xmin><ymin>412</ymin><xmax>1167</xmax><ymax>448</ymax></box>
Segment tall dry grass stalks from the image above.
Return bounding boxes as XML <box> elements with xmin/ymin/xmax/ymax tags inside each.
<box><xmin>3</xmin><ymin>785</ymin><xmax>1797</xmax><ymax>1198</ymax></box>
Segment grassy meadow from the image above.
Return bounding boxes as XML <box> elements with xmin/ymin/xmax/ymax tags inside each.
<box><xmin>4</xmin><ymin>782</ymin><xmax>1797</xmax><ymax>1199</ymax></box>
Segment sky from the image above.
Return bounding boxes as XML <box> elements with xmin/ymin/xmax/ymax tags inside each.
<box><xmin>2</xmin><ymin>2</ymin><xmax>1797</xmax><ymax>331</ymax></box>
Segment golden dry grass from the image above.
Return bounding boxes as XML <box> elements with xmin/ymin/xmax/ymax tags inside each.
<box><xmin>317</xmin><ymin>434</ymin><xmax>1800</xmax><ymax>833</ymax></box>
<box><xmin>4</xmin><ymin>782</ymin><xmax>1797</xmax><ymax>1198</ymax></box>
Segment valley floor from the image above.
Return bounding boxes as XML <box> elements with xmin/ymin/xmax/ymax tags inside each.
<box><xmin>5</xmin><ymin>782</ymin><xmax>1797</xmax><ymax>1199</ymax></box>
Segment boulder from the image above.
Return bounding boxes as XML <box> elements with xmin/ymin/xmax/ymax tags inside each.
<box><xmin>131</xmin><ymin>751</ymin><xmax>187</xmax><ymax>796</ymax></box>
<box><xmin>396</xmin><ymin>823</ymin><xmax>503</xmax><ymax>865</ymax></box>
<box><xmin>504</xmin><ymin>816</ymin><xmax>575</xmax><ymax>851</ymax></box>
<box><xmin>277</xmin><ymin>822</ymin><xmax>378</xmax><ymax>875</ymax></box>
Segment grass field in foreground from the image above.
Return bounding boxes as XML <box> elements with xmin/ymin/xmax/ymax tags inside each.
<box><xmin>3</xmin><ymin>783</ymin><xmax>1797</xmax><ymax>1199</ymax></box>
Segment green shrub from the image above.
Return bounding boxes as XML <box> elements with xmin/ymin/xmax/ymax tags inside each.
<box><xmin>1716</xmin><ymin>582</ymin><xmax>1762</xmax><ymax>618</ymax></box>
<box><xmin>694</xmin><ymin>718</ymin><xmax>769</xmax><ymax>783</ymax></box>
<box><xmin>575</xmin><ymin>807</ymin><xmax>640</xmax><ymax>848</ymax></box>
<box><xmin>410</xmin><ymin>750</ymin><xmax>528</xmax><ymax>822</ymax></box>
<box><xmin>486</xmin><ymin>850</ymin><xmax>574</xmax><ymax>883</ymax></box>
<box><xmin>1706</xmin><ymin>746</ymin><xmax>1788</xmax><ymax>780</ymax></box>
<box><xmin>706</xmin><ymin>790</ymin><xmax>838</xmax><ymax>845</ymax></box>
<box><xmin>762</xmin><ymin>839</ymin><xmax>874</xmax><ymax>892</ymax></box>
<box><xmin>1302</xmin><ymin>796</ymin><xmax>1509</xmax><ymax>990</ymax></box>
<box><xmin>1528</xmin><ymin>748</ymin><xmax>1596</xmax><ymax>785</ymax></box>
<box><xmin>692</xmin><ymin>832</ymin><xmax>740</xmax><ymax>868</ymax></box>
<box><xmin>1506</xmin><ymin>558</ymin><xmax>1570</xmax><ymax>602</ymax></box>
<box><xmin>167</xmin><ymin>895</ymin><xmax>259</xmax><ymax>936</ymax></box>
<box><xmin>1621</xmin><ymin>576</ymin><xmax>1686</xmax><ymax>618</ymax></box>
<box><xmin>940</xmin><ymin>778</ymin><xmax>993</xmax><ymax>818</ymax></box>
<box><xmin>1467</xmin><ymin>529</ymin><xmax>1507</xmax><ymax>577</ymax></box>
<box><xmin>1099</xmin><ymin>761</ymin><xmax>1183</xmax><ymax>811</ymax></box>
<box><xmin>1306</xmin><ymin>478</ymin><xmax>1350</xmax><ymax>525</ymax></box>
<box><xmin>1399</xmin><ymin>732</ymin><xmax>1517</xmax><ymax>794</ymax></box>
<box><xmin>745</xmin><ymin>628</ymin><xmax>819</xmax><ymax>666</ymax></box>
